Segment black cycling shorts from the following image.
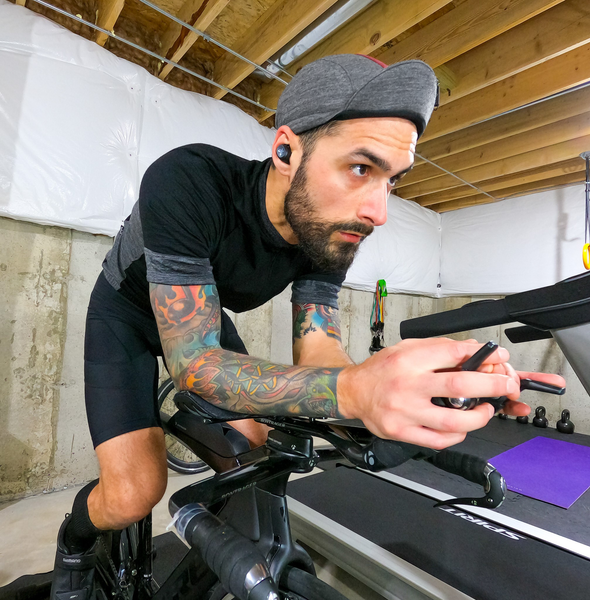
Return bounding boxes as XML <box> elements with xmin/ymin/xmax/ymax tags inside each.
<box><xmin>84</xmin><ymin>272</ymin><xmax>247</xmax><ymax>448</ymax></box>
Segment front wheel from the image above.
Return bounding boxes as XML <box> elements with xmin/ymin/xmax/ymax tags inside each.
<box><xmin>157</xmin><ymin>377</ymin><xmax>210</xmax><ymax>474</ymax></box>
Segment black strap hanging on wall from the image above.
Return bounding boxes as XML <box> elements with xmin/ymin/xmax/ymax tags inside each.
<box><xmin>369</xmin><ymin>279</ymin><xmax>387</xmax><ymax>354</ymax></box>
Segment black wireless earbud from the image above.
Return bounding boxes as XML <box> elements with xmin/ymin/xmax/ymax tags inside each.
<box><xmin>276</xmin><ymin>144</ymin><xmax>292</xmax><ymax>164</ymax></box>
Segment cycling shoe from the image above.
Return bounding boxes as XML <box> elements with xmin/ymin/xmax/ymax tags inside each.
<box><xmin>50</xmin><ymin>514</ymin><xmax>97</xmax><ymax>600</ymax></box>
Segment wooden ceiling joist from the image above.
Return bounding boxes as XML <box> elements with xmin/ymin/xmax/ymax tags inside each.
<box><xmin>158</xmin><ymin>0</ymin><xmax>229</xmax><ymax>80</ymax></box>
<box><xmin>440</xmin><ymin>0</ymin><xmax>590</xmax><ymax>104</ymax></box>
<box><xmin>434</xmin><ymin>171</ymin><xmax>586</xmax><ymax>212</ymax></box>
<box><xmin>374</xmin><ymin>0</ymin><xmax>562</xmax><ymax>71</ymax></box>
<box><xmin>256</xmin><ymin>0</ymin><xmax>454</xmax><ymax>115</ymax></box>
<box><xmin>401</xmin><ymin>110</ymin><xmax>590</xmax><ymax>188</ymax></box>
<box><xmin>95</xmin><ymin>0</ymin><xmax>125</xmax><ymax>47</ymax></box>
<box><xmin>422</xmin><ymin>40</ymin><xmax>590</xmax><ymax>142</ymax></box>
<box><xmin>414</xmin><ymin>158</ymin><xmax>587</xmax><ymax>206</ymax></box>
<box><xmin>22</xmin><ymin>0</ymin><xmax>590</xmax><ymax>212</ymax></box>
<box><xmin>418</xmin><ymin>85</ymin><xmax>590</xmax><ymax>162</ymax></box>
<box><xmin>210</xmin><ymin>0</ymin><xmax>339</xmax><ymax>101</ymax></box>
<box><xmin>458</xmin><ymin>134</ymin><xmax>590</xmax><ymax>185</ymax></box>
<box><xmin>400</xmin><ymin>134</ymin><xmax>590</xmax><ymax>199</ymax></box>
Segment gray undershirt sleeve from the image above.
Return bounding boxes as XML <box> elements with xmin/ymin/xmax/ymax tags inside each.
<box><xmin>291</xmin><ymin>279</ymin><xmax>341</xmax><ymax>309</ymax></box>
<box><xmin>145</xmin><ymin>248</ymin><xmax>216</xmax><ymax>286</ymax></box>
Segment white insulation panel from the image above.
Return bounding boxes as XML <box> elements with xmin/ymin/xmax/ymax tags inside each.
<box><xmin>0</xmin><ymin>0</ymin><xmax>274</xmax><ymax>236</ymax></box>
<box><xmin>345</xmin><ymin>196</ymin><xmax>442</xmax><ymax>295</ymax></box>
<box><xmin>440</xmin><ymin>184</ymin><xmax>587</xmax><ymax>295</ymax></box>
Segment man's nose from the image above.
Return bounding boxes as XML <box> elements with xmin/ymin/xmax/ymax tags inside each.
<box><xmin>357</xmin><ymin>185</ymin><xmax>389</xmax><ymax>227</ymax></box>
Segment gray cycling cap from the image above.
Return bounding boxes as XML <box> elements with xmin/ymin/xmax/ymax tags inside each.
<box><xmin>275</xmin><ymin>55</ymin><xmax>439</xmax><ymax>138</ymax></box>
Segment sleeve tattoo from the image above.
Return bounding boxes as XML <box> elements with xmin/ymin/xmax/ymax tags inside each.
<box><xmin>292</xmin><ymin>303</ymin><xmax>342</xmax><ymax>342</ymax></box>
<box><xmin>150</xmin><ymin>283</ymin><xmax>343</xmax><ymax>418</ymax></box>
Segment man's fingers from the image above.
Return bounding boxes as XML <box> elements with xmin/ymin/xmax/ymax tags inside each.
<box><xmin>516</xmin><ymin>371</ymin><xmax>566</xmax><ymax>388</ymax></box>
<box><xmin>501</xmin><ymin>400</ymin><xmax>531</xmax><ymax>417</ymax></box>
<box><xmin>399</xmin><ymin>427</ymin><xmax>468</xmax><ymax>451</ymax></box>
<box><xmin>419</xmin><ymin>370</ymin><xmax>519</xmax><ymax>399</ymax></box>
<box><xmin>396</xmin><ymin>338</ymin><xmax>510</xmax><ymax>372</ymax></box>
<box><xmin>416</xmin><ymin>402</ymin><xmax>494</xmax><ymax>434</ymax></box>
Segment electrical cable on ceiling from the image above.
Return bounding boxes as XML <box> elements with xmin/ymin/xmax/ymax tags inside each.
<box><xmin>29</xmin><ymin>0</ymin><xmax>279</xmax><ymax>113</ymax></box>
<box><xmin>413</xmin><ymin>82</ymin><xmax>590</xmax><ymax>208</ymax></box>
<box><xmin>415</xmin><ymin>152</ymin><xmax>498</xmax><ymax>202</ymax></box>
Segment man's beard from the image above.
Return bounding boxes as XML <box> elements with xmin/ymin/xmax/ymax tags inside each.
<box><xmin>284</xmin><ymin>159</ymin><xmax>374</xmax><ymax>272</ymax></box>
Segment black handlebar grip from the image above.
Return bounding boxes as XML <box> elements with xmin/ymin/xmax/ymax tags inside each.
<box><xmin>186</xmin><ymin>509</ymin><xmax>277</xmax><ymax>599</ymax></box>
<box><xmin>429</xmin><ymin>450</ymin><xmax>488</xmax><ymax>487</ymax></box>
<box><xmin>364</xmin><ymin>438</ymin><xmax>425</xmax><ymax>471</ymax></box>
<box><xmin>400</xmin><ymin>299</ymin><xmax>512</xmax><ymax>339</ymax></box>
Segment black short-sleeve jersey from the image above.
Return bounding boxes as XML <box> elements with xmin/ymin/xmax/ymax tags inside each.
<box><xmin>101</xmin><ymin>144</ymin><xmax>345</xmax><ymax>316</ymax></box>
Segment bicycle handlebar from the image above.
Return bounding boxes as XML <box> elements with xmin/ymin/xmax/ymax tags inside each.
<box><xmin>171</xmin><ymin>391</ymin><xmax>506</xmax><ymax>510</ymax></box>
<box><xmin>400</xmin><ymin>298</ymin><xmax>512</xmax><ymax>339</ymax></box>
<box><xmin>174</xmin><ymin>503</ymin><xmax>279</xmax><ymax>600</ymax></box>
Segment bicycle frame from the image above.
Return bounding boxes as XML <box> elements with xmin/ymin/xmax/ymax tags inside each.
<box><xmin>106</xmin><ymin>419</ymin><xmax>323</xmax><ymax>599</ymax></box>
<box><xmin>100</xmin><ymin>391</ymin><xmax>506</xmax><ymax>600</ymax></box>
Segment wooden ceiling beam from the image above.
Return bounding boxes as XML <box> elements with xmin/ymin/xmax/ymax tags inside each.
<box><xmin>458</xmin><ymin>134</ymin><xmax>590</xmax><ymax>184</ymax></box>
<box><xmin>401</xmin><ymin>134</ymin><xmax>590</xmax><ymax>198</ymax></box>
<box><xmin>414</xmin><ymin>185</ymin><xmax>489</xmax><ymax>207</ymax></box>
<box><xmin>158</xmin><ymin>0</ymin><xmax>229</xmax><ymax>81</ymax></box>
<box><xmin>414</xmin><ymin>158</ymin><xmax>586</xmax><ymax>206</ymax></box>
<box><xmin>375</xmin><ymin>0</ymin><xmax>561</xmax><ymax>70</ymax></box>
<box><xmin>431</xmin><ymin>194</ymin><xmax>495</xmax><ymax>212</ymax></box>
<box><xmin>418</xmin><ymin>85</ymin><xmax>590</xmax><ymax>161</ymax></box>
<box><xmin>95</xmin><ymin>0</ymin><xmax>125</xmax><ymax>47</ymax></box>
<box><xmin>422</xmin><ymin>40</ymin><xmax>590</xmax><ymax>142</ymax></box>
<box><xmin>479</xmin><ymin>157</ymin><xmax>586</xmax><ymax>191</ymax></box>
<box><xmin>440</xmin><ymin>0</ymin><xmax>590</xmax><ymax>104</ymax></box>
<box><xmin>256</xmin><ymin>0</ymin><xmax>454</xmax><ymax>113</ymax></box>
<box><xmin>210</xmin><ymin>0</ymin><xmax>339</xmax><ymax>100</ymax></box>
<box><xmin>398</xmin><ymin>174</ymin><xmax>462</xmax><ymax>199</ymax></box>
<box><xmin>433</xmin><ymin>171</ymin><xmax>586</xmax><ymax>212</ymax></box>
<box><xmin>401</xmin><ymin>110</ymin><xmax>590</xmax><ymax>188</ymax></box>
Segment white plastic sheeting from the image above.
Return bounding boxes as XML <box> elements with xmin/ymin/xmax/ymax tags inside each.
<box><xmin>345</xmin><ymin>196</ymin><xmax>441</xmax><ymax>295</ymax></box>
<box><xmin>0</xmin><ymin>0</ymin><xmax>274</xmax><ymax>236</ymax></box>
<box><xmin>440</xmin><ymin>184</ymin><xmax>587</xmax><ymax>295</ymax></box>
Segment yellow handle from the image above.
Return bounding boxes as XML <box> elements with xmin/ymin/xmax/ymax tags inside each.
<box><xmin>584</xmin><ymin>243</ymin><xmax>590</xmax><ymax>270</ymax></box>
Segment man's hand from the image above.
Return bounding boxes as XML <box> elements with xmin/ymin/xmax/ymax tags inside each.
<box><xmin>336</xmin><ymin>338</ymin><xmax>564</xmax><ymax>450</ymax></box>
<box><xmin>475</xmin><ymin>354</ymin><xmax>566</xmax><ymax>417</ymax></box>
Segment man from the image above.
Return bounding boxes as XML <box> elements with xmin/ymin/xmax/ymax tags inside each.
<box><xmin>51</xmin><ymin>55</ymin><xmax>562</xmax><ymax>600</ymax></box>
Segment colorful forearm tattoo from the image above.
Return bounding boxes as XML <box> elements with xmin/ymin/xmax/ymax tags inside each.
<box><xmin>150</xmin><ymin>284</ymin><xmax>343</xmax><ymax>418</ymax></box>
<box><xmin>292</xmin><ymin>303</ymin><xmax>342</xmax><ymax>342</ymax></box>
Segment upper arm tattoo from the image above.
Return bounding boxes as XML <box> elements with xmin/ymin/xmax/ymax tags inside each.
<box><xmin>150</xmin><ymin>284</ymin><xmax>343</xmax><ymax>419</ymax></box>
<box><xmin>150</xmin><ymin>283</ymin><xmax>221</xmax><ymax>379</ymax></box>
<box><xmin>293</xmin><ymin>303</ymin><xmax>342</xmax><ymax>343</ymax></box>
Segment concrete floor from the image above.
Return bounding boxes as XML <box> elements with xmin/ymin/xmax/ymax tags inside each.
<box><xmin>0</xmin><ymin>469</ymin><xmax>385</xmax><ymax>600</ymax></box>
<box><xmin>0</xmin><ymin>470</ymin><xmax>211</xmax><ymax>588</ymax></box>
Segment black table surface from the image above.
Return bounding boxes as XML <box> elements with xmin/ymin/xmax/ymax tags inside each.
<box><xmin>288</xmin><ymin>417</ymin><xmax>590</xmax><ymax>600</ymax></box>
<box><xmin>389</xmin><ymin>416</ymin><xmax>590</xmax><ymax>546</ymax></box>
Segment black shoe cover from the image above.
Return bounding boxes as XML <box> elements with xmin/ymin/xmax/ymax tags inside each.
<box><xmin>50</xmin><ymin>514</ymin><xmax>98</xmax><ymax>600</ymax></box>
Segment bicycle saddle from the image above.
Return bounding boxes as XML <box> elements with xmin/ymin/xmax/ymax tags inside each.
<box><xmin>174</xmin><ymin>390</ymin><xmax>251</xmax><ymax>423</ymax></box>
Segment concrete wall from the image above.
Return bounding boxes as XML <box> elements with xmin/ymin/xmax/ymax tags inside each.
<box><xmin>1</xmin><ymin>216</ymin><xmax>588</xmax><ymax>502</ymax></box>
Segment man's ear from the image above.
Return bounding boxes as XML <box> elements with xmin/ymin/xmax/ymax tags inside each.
<box><xmin>271</xmin><ymin>126</ymin><xmax>301</xmax><ymax>177</ymax></box>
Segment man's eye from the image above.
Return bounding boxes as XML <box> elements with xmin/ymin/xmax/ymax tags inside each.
<box><xmin>351</xmin><ymin>164</ymin><xmax>369</xmax><ymax>176</ymax></box>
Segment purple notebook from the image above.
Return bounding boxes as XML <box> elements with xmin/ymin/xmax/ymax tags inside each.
<box><xmin>489</xmin><ymin>437</ymin><xmax>590</xmax><ymax>509</ymax></box>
